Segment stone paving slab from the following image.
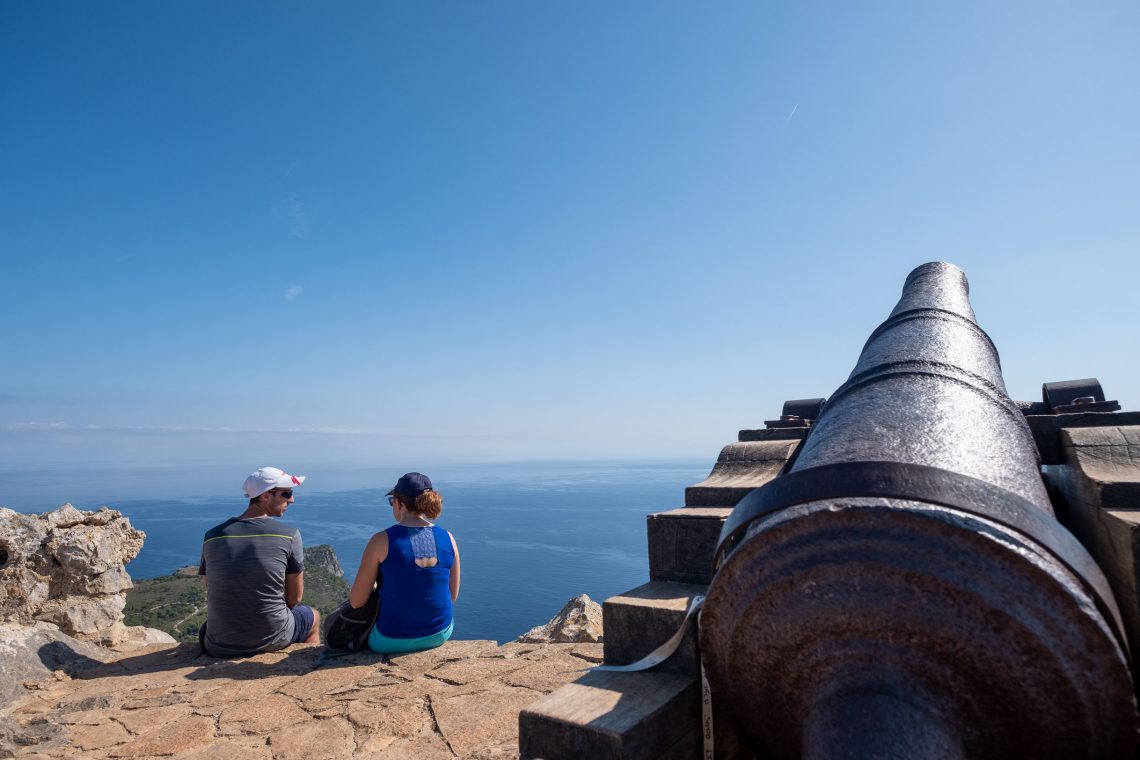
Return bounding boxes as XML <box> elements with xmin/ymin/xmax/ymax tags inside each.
<box><xmin>0</xmin><ymin>639</ymin><xmax>604</xmax><ymax>759</ymax></box>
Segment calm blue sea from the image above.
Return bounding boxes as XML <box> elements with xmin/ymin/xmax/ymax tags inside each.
<box><xmin>5</xmin><ymin>461</ymin><xmax>708</xmax><ymax>643</ymax></box>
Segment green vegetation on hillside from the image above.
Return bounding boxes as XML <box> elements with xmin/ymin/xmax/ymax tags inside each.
<box><xmin>124</xmin><ymin>545</ymin><xmax>351</xmax><ymax>642</ymax></box>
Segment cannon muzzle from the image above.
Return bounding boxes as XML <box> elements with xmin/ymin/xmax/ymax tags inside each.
<box><xmin>700</xmin><ymin>262</ymin><xmax>1137</xmax><ymax>758</ymax></box>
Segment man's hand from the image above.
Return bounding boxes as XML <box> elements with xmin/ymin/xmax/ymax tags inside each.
<box><xmin>285</xmin><ymin>572</ymin><xmax>304</xmax><ymax>608</ymax></box>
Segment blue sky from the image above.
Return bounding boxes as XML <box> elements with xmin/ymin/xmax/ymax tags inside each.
<box><xmin>2</xmin><ymin>2</ymin><xmax>1138</xmax><ymax>503</ymax></box>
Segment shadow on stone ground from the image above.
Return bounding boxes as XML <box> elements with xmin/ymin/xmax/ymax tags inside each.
<box><xmin>4</xmin><ymin>639</ymin><xmax>602</xmax><ymax>759</ymax></box>
<box><xmin>50</xmin><ymin>640</ymin><xmax>387</xmax><ymax>683</ymax></box>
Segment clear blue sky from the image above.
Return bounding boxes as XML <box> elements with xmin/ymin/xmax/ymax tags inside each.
<box><xmin>2</xmin><ymin>3</ymin><xmax>1138</xmax><ymax>497</ymax></box>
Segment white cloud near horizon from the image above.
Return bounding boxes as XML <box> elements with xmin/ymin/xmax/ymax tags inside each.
<box><xmin>2</xmin><ymin>421</ymin><xmax>70</xmax><ymax>431</ymax></box>
<box><xmin>1</xmin><ymin>422</ymin><xmax>371</xmax><ymax>435</ymax></box>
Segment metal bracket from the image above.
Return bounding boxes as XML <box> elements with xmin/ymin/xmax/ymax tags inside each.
<box><xmin>1042</xmin><ymin>378</ymin><xmax>1120</xmax><ymax>414</ymax></box>
<box><xmin>765</xmin><ymin>397</ymin><xmax>826</xmax><ymax>429</ymax></box>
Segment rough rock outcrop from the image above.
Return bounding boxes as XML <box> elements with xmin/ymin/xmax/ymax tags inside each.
<box><xmin>515</xmin><ymin>594</ymin><xmax>603</xmax><ymax>644</ymax></box>
<box><xmin>0</xmin><ymin>505</ymin><xmax>166</xmax><ymax>646</ymax></box>
<box><xmin>304</xmin><ymin>544</ymin><xmax>344</xmax><ymax>578</ymax></box>
<box><xmin>0</xmin><ymin>622</ymin><xmax>115</xmax><ymax>708</ymax></box>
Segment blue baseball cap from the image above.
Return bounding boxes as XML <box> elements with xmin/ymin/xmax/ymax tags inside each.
<box><xmin>388</xmin><ymin>472</ymin><xmax>433</xmax><ymax>499</ymax></box>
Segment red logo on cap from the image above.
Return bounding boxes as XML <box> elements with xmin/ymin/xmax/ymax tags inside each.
<box><xmin>291</xmin><ymin>475</ymin><xmax>300</xmax><ymax>485</ymax></box>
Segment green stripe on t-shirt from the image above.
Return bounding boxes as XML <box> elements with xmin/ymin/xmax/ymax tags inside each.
<box><xmin>203</xmin><ymin>533</ymin><xmax>295</xmax><ymax>542</ymax></box>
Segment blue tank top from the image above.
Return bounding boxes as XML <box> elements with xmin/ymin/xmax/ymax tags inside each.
<box><xmin>376</xmin><ymin>524</ymin><xmax>454</xmax><ymax>638</ymax></box>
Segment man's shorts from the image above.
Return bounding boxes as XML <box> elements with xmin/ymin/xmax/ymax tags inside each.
<box><xmin>289</xmin><ymin>604</ymin><xmax>316</xmax><ymax>644</ymax></box>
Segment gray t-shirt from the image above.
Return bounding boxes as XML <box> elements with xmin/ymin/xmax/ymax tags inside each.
<box><xmin>199</xmin><ymin>516</ymin><xmax>304</xmax><ymax>656</ymax></box>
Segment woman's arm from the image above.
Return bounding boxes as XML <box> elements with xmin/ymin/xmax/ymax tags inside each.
<box><xmin>348</xmin><ymin>531</ymin><xmax>388</xmax><ymax>608</ymax></box>
<box><xmin>448</xmin><ymin>531</ymin><xmax>461</xmax><ymax>602</ymax></box>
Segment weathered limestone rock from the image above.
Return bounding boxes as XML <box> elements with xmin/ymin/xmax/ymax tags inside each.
<box><xmin>515</xmin><ymin>594</ymin><xmax>603</xmax><ymax>644</ymax></box>
<box><xmin>106</xmin><ymin>715</ymin><xmax>216</xmax><ymax>757</ymax></box>
<box><xmin>266</xmin><ymin>717</ymin><xmax>355</xmax><ymax>760</ymax></box>
<box><xmin>0</xmin><ymin>505</ymin><xmax>145</xmax><ymax>644</ymax></box>
<box><xmin>0</xmin><ymin>621</ymin><xmax>114</xmax><ymax>707</ymax></box>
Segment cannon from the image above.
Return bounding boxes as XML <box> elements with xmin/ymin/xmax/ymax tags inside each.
<box><xmin>700</xmin><ymin>262</ymin><xmax>1138</xmax><ymax>758</ymax></box>
<box><xmin>520</xmin><ymin>261</ymin><xmax>1140</xmax><ymax>760</ymax></box>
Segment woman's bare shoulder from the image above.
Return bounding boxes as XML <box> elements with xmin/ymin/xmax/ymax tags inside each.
<box><xmin>363</xmin><ymin>529</ymin><xmax>389</xmax><ymax>554</ymax></box>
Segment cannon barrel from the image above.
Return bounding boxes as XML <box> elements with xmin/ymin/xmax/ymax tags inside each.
<box><xmin>700</xmin><ymin>262</ymin><xmax>1138</xmax><ymax>759</ymax></box>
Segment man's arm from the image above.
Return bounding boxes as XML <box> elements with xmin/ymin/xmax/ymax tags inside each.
<box><xmin>285</xmin><ymin>572</ymin><xmax>304</xmax><ymax>608</ymax></box>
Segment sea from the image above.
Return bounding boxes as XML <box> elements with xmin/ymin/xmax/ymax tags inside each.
<box><xmin>3</xmin><ymin>460</ymin><xmax>709</xmax><ymax>643</ymax></box>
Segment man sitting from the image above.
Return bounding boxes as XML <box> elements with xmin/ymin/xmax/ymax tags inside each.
<box><xmin>199</xmin><ymin>466</ymin><xmax>320</xmax><ymax>656</ymax></box>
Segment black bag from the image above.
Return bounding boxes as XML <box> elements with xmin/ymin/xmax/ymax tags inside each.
<box><xmin>323</xmin><ymin>591</ymin><xmax>380</xmax><ymax>651</ymax></box>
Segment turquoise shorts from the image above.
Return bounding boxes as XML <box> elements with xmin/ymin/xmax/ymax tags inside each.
<box><xmin>369</xmin><ymin>620</ymin><xmax>454</xmax><ymax>655</ymax></box>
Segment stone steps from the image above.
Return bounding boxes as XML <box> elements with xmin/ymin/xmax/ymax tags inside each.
<box><xmin>519</xmin><ymin>581</ymin><xmax>752</xmax><ymax>759</ymax></box>
<box><xmin>517</xmin><ymin>434</ymin><xmax>787</xmax><ymax>759</ymax></box>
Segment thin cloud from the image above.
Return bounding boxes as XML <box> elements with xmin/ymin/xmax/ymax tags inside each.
<box><xmin>285</xmin><ymin>284</ymin><xmax>303</xmax><ymax>301</ymax></box>
<box><xmin>288</xmin><ymin>197</ymin><xmax>308</xmax><ymax>239</ymax></box>
<box><xmin>271</xmin><ymin>195</ymin><xmax>310</xmax><ymax>239</ymax></box>
<box><xmin>785</xmin><ymin>103</ymin><xmax>799</xmax><ymax>123</ymax></box>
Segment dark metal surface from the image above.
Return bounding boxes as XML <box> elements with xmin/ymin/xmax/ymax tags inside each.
<box><xmin>700</xmin><ymin>262</ymin><xmax>1138</xmax><ymax>759</ymax></box>
<box><xmin>1043</xmin><ymin>378</ymin><xmax>1121</xmax><ymax>414</ymax></box>
<box><xmin>765</xmin><ymin>399</ymin><xmax>826</xmax><ymax>429</ymax></box>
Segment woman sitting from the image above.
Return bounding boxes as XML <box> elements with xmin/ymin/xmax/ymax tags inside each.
<box><xmin>349</xmin><ymin>472</ymin><xmax>460</xmax><ymax>654</ymax></box>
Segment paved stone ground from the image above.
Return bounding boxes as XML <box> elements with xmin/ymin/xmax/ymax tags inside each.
<box><xmin>1</xmin><ymin>639</ymin><xmax>603</xmax><ymax>759</ymax></box>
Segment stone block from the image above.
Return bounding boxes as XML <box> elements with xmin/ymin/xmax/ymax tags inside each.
<box><xmin>518</xmin><ymin>669</ymin><xmax>697</xmax><ymax>760</ymax></box>
<box><xmin>684</xmin><ymin>440</ymin><xmax>800</xmax><ymax>507</ymax></box>
<box><xmin>647</xmin><ymin>508</ymin><xmax>731</xmax><ymax>584</ymax></box>
<box><xmin>736</xmin><ymin>428</ymin><xmax>808</xmax><ymax>442</ymax></box>
<box><xmin>603</xmin><ymin>581</ymin><xmax>706</xmax><ymax>677</ymax></box>
<box><xmin>1026</xmin><ymin>411</ymin><xmax>1140</xmax><ymax>464</ymax></box>
<box><xmin>1049</xmin><ymin>425</ymin><xmax>1140</xmax><ymax>677</ymax></box>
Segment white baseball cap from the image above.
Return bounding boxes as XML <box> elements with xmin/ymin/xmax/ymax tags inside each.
<box><xmin>243</xmin><ymin>466</ymin><xmax>306</xmax><ymax>498</ymax></box>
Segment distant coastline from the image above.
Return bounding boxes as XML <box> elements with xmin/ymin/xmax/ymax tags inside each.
<box><xmin>0</xmin><ymin>457</ymin><xmax>708</xmax><ymax>513</ymax></box>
